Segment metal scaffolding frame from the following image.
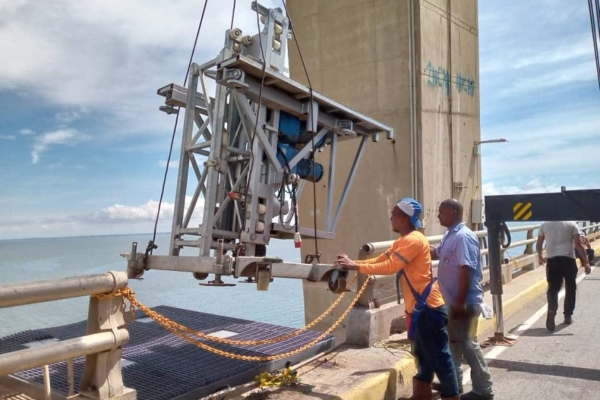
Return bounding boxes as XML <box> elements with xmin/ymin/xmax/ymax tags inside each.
<box><xmin>125</xmin><ymin>2</ymin><xmax>393</xmax><ymax>289</ymax></box>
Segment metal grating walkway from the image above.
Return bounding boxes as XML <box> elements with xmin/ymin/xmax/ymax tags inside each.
<box><xmin>0</xmin><ymin>306</ymin><xmax>334</xmax><ymax>400</ymax></box>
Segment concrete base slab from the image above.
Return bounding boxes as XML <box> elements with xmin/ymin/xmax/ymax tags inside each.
<box><xmin>346</xmin><ymin>302</ymin><xmax>404</xmax><ymax>347</ymax></box>
<box><xmin>243</xmin><ymin>341</ymin><xmax>416</xmax><ymax>400</ymax></box>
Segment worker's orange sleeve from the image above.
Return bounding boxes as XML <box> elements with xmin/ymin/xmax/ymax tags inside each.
<box><xmin>355</xmin><ymin>251</ymin><xmax>389</xmax><ymax>265</ymax></box>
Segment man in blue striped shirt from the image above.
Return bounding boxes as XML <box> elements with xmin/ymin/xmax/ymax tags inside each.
<box><xmin>431</xmin><ymin>199</ymin><xmax>494</xmax><ymax>400</ymax></box>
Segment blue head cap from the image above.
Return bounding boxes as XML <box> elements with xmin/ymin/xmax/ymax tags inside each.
<box><xmin>396</xmin><ymin>197</ymin><xmax>423</xmax><ymax>229</ymax></box>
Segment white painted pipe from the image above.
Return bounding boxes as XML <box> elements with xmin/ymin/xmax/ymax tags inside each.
<box><xmin>67</xmin><ymin>359</ymin><xmax>74</xmax><ymax>396</ymax></box>
<box><xmin>0</xmin><ymin>329</ymin><xmax>129</xmax><ymax>376</ymax></box>
<box><xmin>43</xmin><ymin>365</ymin><xmax>51</xmax><ymax>400</ymax></box>
<box><xmin>0</xmin><ymin>271</ymin><xmax>128</xmax><ymax>308</ymax></box>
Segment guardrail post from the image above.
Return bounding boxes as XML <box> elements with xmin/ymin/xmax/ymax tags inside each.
<box><xmin>356</xmin><ymin>248</ymin><xmax>374</xmax><ymax>308</ymax></box>
<box><xmin>524</xmin><ymin>228</ymin><xmax>534</xmax><ymax>255</ymax></box>
<box><xmin>483</xmin><ymin>221</ymin><xmax>516</xmax><ymax>346</ymax></box>
<box><xmin>79</xmin><ymin>274</ymin><xmax>135</xmax><ymax>400</ymax></box>
<box><xmin>499</xmin><ymin>230</ymin><xmax>512</xmax><ymax>284</ymax></box>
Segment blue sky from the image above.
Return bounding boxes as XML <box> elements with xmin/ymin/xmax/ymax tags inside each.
<box><xmin>0</xmin><ymin>0</ymin><xmax>599</xmax><ymax>240</ymax></box>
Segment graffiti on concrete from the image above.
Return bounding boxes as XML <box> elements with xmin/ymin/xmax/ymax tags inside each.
<box><xmin>424</xmin><ymin>62</ymin><xmax>476</xmax><ymax>97</ymax></box>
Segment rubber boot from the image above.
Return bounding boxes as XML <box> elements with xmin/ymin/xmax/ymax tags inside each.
<box><xmin>409</xmin><ymin>378</ymin><xmax>432</xmax><ymax>400</ymax></box>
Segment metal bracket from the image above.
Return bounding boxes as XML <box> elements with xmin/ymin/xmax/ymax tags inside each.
<box><xmin>234</xmin><ymin>256</ymin><xmax>283</xmax><ymax>278</ymax></box>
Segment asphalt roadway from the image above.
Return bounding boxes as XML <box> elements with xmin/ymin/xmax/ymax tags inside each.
<box><xmin>461</xmin><ymin>264</ymin><xmax>600</xmax><ymax>400</ymax></box>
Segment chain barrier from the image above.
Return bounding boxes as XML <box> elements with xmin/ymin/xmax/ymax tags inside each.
<box><xmin>99</xmin><ymin>273</ymin><xmax>359</xmax><ymax>347</ymax></box>
<box><xmin>94</xmin><ymin>273</ymin><xmax>371</xmax><ymax>362</ymax></box>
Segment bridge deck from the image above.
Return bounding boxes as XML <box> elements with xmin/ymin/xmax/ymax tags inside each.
<box><xmin>476</xmin><ymin>263</ymin><xmax>600</xmax><ymax>399</ymax></box>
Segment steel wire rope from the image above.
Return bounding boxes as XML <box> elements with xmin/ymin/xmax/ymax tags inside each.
<box><xmin>596</xmin><ymin>0</ymin><xmax>600</xmax><ymax>66</ymax></box>
<box><xmin>230</xmin><ymin>0</ymin><xmax>236</xmax><ymax>30</ymax></box>
<box><xmin>280</xmin><ymin>0</ymin><xmax>321</xmax><ymax>261</ymax></box>
<box><xmin>148</xmin><ymin>0</ymin><xmax>210</xmax><ymax>256</ymax></box>
<box><xmin>589</xmin><ymin>0</ymin><xmax>600</xmax><ymax>90</ymax></box>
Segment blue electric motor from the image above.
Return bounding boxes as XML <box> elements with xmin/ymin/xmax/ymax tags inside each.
<box><xmin>277</xmin><ymin>144</ymin><xmax>324</xmax><ymax>182</ymax></box>
<box><xmin>277</xmin><ymin>111</ymin><xmax>324</xmax><ymax>182</ymax></box>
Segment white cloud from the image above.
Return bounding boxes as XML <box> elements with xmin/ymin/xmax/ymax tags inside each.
<box><xmin>88</xmin><ymin>196</ymin><xmax>202</xmax><ymax>224</ymax></box>
<box><xmin>0</xmin><ymin>134</ymin><xmax>16</xmax><ymax>140</ymax></box>
<box><xmin>482</xmin><ymin>179</ymin><xmax>569</xmax><ymax>196</ymax></box>
<box><xmin>19</xmin><ymin>128</ymin><xmax>35</xmax><ymax>135</ymax></box>
<box><xmin>91</xmin><ymin>200</ymin><xmax>173</xmax><ymax>222</ymax></box>
<box><xmin>479</xmin><ymin>0</ymin><xmax>596</xmax><ymax>98</ymax></box>
<box><xmin>0</xmin><ymin>197</ymin><xmax>203</xmax><ymax>240</ymax></box>
<box><xmin>496</xmin><ymin>61</ymin><xmax>596</xmax><ymax>98</ymax></box>
<box><xmin>0</xmin><ymin>0</ymin><xmax>28</xmax><ymax>16</ymax></box>
<box><xmin>55</xmin><ymin>110</ymin><xmax>85</xmax><ymax>124</ymax></box>
<box><xmin>481</xmin><ymin>98</ymin><xmax>600</xmax><ymax>184</ymax></box>
<box><xmin>0</xmin><ymin>0</ymin><xmax>281</xmax><ymax>137</ymax></box>
<box><xmin>481</xmin><ymin>37</ymin><xmax>592</xmax><ymax>75</ymax></box>
<box><xmin>31</xmin><ymin>129</ymin><xmax>89</xmax><ymax>164</ymax></box>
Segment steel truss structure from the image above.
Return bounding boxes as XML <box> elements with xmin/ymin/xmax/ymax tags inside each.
<box><xmin>125</xmin><ymin>2</ymin><xmax>393</xmax><ymax>289</ymax></box>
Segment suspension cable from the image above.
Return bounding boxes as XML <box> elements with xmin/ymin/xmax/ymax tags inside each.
<box><xmin>280</xmin><ymin>0</ymin><xmax>321</xmax><ymax>260</ymax></box>
<box><xmin>230</xmin><ymin>0</ymin><xmax>237</xmax><ymax>30</ymax></box>
<box><xmin>589</xmin><ymin>0</ymin><xmax>600</xmax><ymax>90</ymax></box>
<box><xmin>149</xmin><ymin>0</ymin><xmax>210</xmax><ymax>255</ymax></box>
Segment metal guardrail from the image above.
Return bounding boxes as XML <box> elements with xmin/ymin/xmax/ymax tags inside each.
<box><xmin>356</xmin><ymin>222</ymin><xmax>600</xmax><ymax>308</ymax></box>
<box><xmin>0</xmin><ymin>271</ymin><xmax>132</xmax><ymax>400</ymax></box>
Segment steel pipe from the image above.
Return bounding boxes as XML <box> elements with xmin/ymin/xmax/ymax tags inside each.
<box><xmin>0</xmin><ymin>271</ymin><xmax>128</xmax><ymax>308</ymax></box>
<box><xmin>361</xmin><ymin>225</ymin><xmax>547</xmax><ymax>256</ymax></box>
<box><xmin>0</xmin><ymin>329</ymin><xmax>129</xmax><ymax>376</ymax></box>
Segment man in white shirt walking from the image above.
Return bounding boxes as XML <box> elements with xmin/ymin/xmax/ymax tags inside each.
<box><xmin>536</xmin><ymin>221</ymin><xmax>591</xmax><ymax>332</ymax></box>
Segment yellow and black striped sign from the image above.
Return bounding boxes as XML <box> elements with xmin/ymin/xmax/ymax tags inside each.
<box><xmin>513</xmin><ymin>202</ymin><xmax>533</xmax><ymax>221</ymax></box>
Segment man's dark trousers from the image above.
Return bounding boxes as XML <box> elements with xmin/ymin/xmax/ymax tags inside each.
<box><xmin>546</xmin><ymin>256</ymin><xmax>578</xmax><ymax>316</ymax></box>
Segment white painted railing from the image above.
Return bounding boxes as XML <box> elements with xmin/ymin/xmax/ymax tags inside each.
<box><xmin>0</xmin><ymin>271</ymin><xmax>134</xmax><ymax>400</ymax></box>
<box><xmin>356</xmin><ymin>222</ymin><xmax>600</xmax><ymax>308</ymax></box>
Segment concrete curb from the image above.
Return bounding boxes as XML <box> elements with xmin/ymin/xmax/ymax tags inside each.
<box><xmin>339</xmin><ymin>356</ymin><xmax>417</xmax><ymax>400</ymax></box>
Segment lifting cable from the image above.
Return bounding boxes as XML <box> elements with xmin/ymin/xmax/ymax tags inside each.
<box><xmin>588</xmin><ymin>0</ymin><xmax>600</xmax><ymax>90</ymax></box>
<box><xmin>148</xmin><ymin>0</ymin><xmax>211</xmax><ymax>258</ymax></box>
<box><xmin>280</xmin><ymin>0</ymin><xmax>321</xmax><ymax>262</ymax></box>
<box><xmin>230</xmin><ymin>0</ymin><xmax>236</xmax><ymax>30</ymax></box>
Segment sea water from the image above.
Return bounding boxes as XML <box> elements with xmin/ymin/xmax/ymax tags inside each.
<box><xmin>0</xmin><ymin>233</ymin><xmax>304</xmax><ymax>337</ymax></box>
<box><xmin>0</xmin><ymin>225</ymin><xmax>538</xmax><ymax>338</ymax></box>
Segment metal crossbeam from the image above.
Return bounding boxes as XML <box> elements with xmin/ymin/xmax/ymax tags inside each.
<box><xmin>485</xmin><ymin>189</ymin><xmax>600</xmax><ymax>222</ymax></box>
<box><xmin>484</xmin><ymin>187</ymin><xmax>600</xmax><ymax>348</ymax></box>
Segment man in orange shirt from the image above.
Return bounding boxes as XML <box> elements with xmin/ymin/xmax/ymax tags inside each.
<box><xmin>335</xmin><ymin>198</ymin><xmax>459</xmax><ymax>400</ymax></box>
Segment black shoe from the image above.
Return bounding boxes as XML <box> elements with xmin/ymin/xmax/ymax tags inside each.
<box><xmin>564</xmin><ymin>315</ymin><xmax>573</xmax><ymax>325</ymax></box>
<box><xmin>546</xmin><ymin>311</ymin><xmax>556</xmax><ymax>332</ymax></box>
<box><xmin>460</xmin><ymin>391</ymin><xmax>494</xmax><ymax>400</ymax></box>
<box><xmin>432</xmin><ymin>381</ymin><xmax>463</xmax><ymax>394</ymax></box>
